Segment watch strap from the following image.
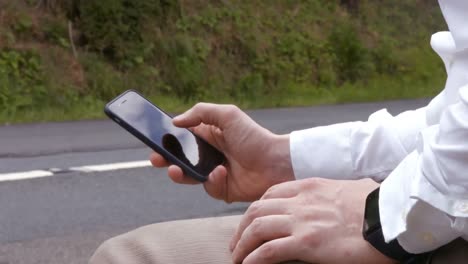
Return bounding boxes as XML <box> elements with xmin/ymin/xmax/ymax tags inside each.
<box><xmin>365</xmin><ymin>223</ymin><xmax>415</xmax><ymax>262</ymax></box>
<box><xmin>363</xmin><ymin>188</ymin><xmax>419</xmax><ymax>263</ymax></box>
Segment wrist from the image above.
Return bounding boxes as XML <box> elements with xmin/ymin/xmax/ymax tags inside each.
<box><xmin>266</xmin><ymin>134</ymin><xmax>295</xmax><ymax>183</ymax></box>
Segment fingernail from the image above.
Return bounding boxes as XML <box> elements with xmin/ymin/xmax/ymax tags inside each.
<box><xmin>173</xmin><ymin>115</ymin><xmax>183</xmax><ymax>121</ymax></box>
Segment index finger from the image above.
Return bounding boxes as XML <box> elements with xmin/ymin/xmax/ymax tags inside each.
<box><xmin>173</xmin><ymin>103</ymin><xmax>241</xmax><ymax>129</ymax></box>
<box><xmin>231</xmin><ymin>215</ymin><xmax>291</xmax><ymax>263</ymax></box>
<box><xmin>230</xmin><ymin>199</ymin><xmax>289</xmax><ymax>251</ymax></box>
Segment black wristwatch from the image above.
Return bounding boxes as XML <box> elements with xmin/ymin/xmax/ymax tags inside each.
<box><xmin>362</xmin><ymin>188</ymin><xmax>431</xmax><ymax>264</ymax></box>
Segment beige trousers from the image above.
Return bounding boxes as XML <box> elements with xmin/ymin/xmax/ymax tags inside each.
<box><xmin>89</xmin><ymin>215</ymin><xmax>305</xmax><ymax>264</ymax></box>
<box><xmin>89</xmin><ymin>215</ymin><xmax>468</xmax><ymax>264</ymax></box>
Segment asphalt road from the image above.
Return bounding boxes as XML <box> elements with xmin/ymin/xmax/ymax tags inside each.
<box><xmin>0</xmin><ymin>99</ymin><xmax>429</xmax><ymax>264</ymax></box>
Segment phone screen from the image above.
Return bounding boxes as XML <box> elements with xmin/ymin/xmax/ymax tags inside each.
<box><xmin>106</xmin><ymin>91</ymin><xmax>225</xmax><ymax>180</ymax></box>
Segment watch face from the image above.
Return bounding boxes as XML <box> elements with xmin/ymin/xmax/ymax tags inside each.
<box><xmin>363</xmin><ymin>188</ymin><xmax>381</xmax><ymax>234</ymax></box>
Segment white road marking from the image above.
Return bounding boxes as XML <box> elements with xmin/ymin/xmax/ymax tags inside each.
<box><xmin>70</xmin><ymin>160</ymin><xmax>152</xmax><ymax>172</ymax></box>
<box><xmin>0</xmin><ymin>170</ymin><xmax>54</xmax><ymax>182</ymax></box>
<box><xmin>0</xmin><ymin>160</ymin><xmax>153</xmax><ymax>182</ymax></box>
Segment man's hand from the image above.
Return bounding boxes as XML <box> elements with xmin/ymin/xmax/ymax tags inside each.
<box><xmin>151</xmin><ymin>103</ymin><xmax>295</xmax><ymax>202</ymax></box>
<box><xmin>230</xmin><ymin>178</ymin><xmax>397</xmax><ymax>264</ymax></box>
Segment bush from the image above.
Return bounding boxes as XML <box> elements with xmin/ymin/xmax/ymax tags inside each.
<box><xmin>327</xmin><ymin>23</ymin><xmax>373</xmax><ymax>83</ymax></box>
<box><xmin>156</xmin><ymin>35</ymin><xmax>208</xmax><ymax>101</ymax></box>
<box><xmin>371</xmin><ymin>38</ymin><xmax>400</xmax><ymax>75</ymax></box>
<box><xmin>42</xmin><ymin>18</ymin><xmax>70</xmax><ymax>48</ymax></box>
<box><xmin>78</xmin><ymin>0</ymin><xmax>181</xmax><ymax>67</ymax></box>
<box><xmin>0</xmin><ymin>49</ymin><xmax>46</xmax><ymax>115</ymax></box>
<box><xmin>80</xmin><ymin>53</ymin><xmax>125</xmax><ymax>100</ymax></box>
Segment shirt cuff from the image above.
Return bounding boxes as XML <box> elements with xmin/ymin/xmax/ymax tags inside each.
<box><xmin>290</xmin><ymin>122</ymin><xmax>355</xmax><ymax>180</ymax></box>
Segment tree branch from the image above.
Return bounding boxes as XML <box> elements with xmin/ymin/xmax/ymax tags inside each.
<box><xmin>68</xmin><ymin>20</ymin><xmax>78</xmax><ymax>58</ymax></box>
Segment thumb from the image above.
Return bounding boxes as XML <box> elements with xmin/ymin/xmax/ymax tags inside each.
<box><xmin>203</xmin><ymin>165</ymin><xmax>229</xmax><ymax>201</ymax></box>
<box><xmin>173</xmin><ymin>103</ymin><xmax>240</xmax><ymax>129</ymax></box>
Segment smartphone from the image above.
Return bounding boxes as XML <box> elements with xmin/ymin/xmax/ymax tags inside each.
<box><xmin>104</xmin><ymin>90</ymin><xmax>226</xmax><ymax>182</ymax></box>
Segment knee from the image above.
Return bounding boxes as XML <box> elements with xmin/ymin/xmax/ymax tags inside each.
<box><xmin>90</xmin><ymin>234</ymin><xmax>137</xmax><ymax>264</ymax></box>
<box><xmin>89</xmin><ymin>226</ymin><xmax>163</xmax><ymax>264</ymax></box>
<box><xmin>89</xmin><ymin>236</ymin><xmax>120</xmax><ymax>264</ymax></box>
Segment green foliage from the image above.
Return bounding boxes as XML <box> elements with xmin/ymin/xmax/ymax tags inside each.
<box><xmin>328</xmin><ymin>23</ymin><xmax>372</xmax><ymax>83</ymax></box>
<box><xmin>0</xmin><ymin>49</ymin><xmax>46</xmax><ymax>115</ymax></box>
<box><xmin>80</xmin><ymin>53</ymin><xmax>125</xmax><ymax>99</ymax></box>
<box><xmin>235</xmin><ymin>72</ymin><xmax>264</xmax><ymax>100</ymax></box>
<box><xmin>0</xmin><ymin>0</ymin><xmax>448</xmax><ymax>124</ymax></box>
<box><xmin>43</xmin><ymin>18</ymin><xmax>70</xmax><ymax>48</ymax></box>
<box><xmin>12</xmin><ymin>13</ymin><xmax>33</xmax><ymax>34</ymax></box>
<box><xmin>72</xmin><ymin>0</ymin><xmax>445</xmax><ymax>101</ymax></box>
<box><xmin>156</xmin><ymin>35</ymin><xmax>209</xmax><ymax>100</ymax></box>
<box><xmin>0</xmin><ymin>30</ymin><xmax>16</xmax><ymax>47</ymax></box>
<box><xmin>371</xmin><ymin>38</ymin><xmax>400</xmax><ymax>75</ymax></box>
<box><xmin>78</xmin><ymin>0</ymin><xmax>180</xmax><ymax>67</ymax></box>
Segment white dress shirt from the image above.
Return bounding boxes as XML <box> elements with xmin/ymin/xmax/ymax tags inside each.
<box><xmin>289</xmin><ymin>0</ymin><xmax>468</xmax><ymax>254</ymax></box>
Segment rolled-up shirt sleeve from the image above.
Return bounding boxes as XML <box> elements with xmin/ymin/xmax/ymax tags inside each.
<box><xmin>290</xmin><ymin>107</ymin><xmax>427</xmax><ymax>182</ymax></box>
<box><xmin>380</xmin><ymin>85</ymin><xmax>468</xmax><ymax>253</ymax></box>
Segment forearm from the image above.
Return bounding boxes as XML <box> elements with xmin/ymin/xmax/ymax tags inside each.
<box><xmin>290</xmin><ymin>107</ymin><xmax>427</xmax><ymax>181</ymax></box>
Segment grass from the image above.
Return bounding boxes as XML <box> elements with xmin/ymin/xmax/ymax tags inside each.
<box><xmin>0</xmin><ymin>76</ymin><xmax>444</xmax><ymax>125</ymax></box>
